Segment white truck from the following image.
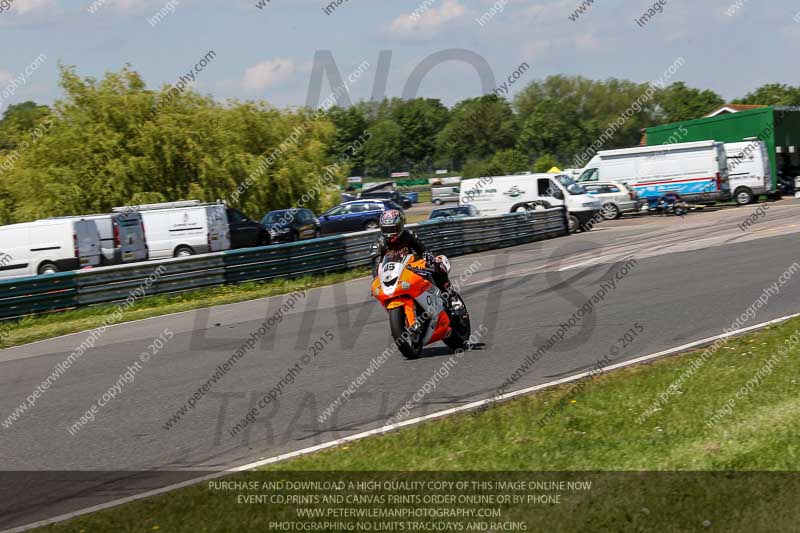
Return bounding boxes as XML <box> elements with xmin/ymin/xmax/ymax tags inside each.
<box><xmin>577</xmin><ymin>140</ymin><xmax>731</xmax><ymax>205</ymax></box>
<box><xmin>113</xmin><ymin>201</ymin><xmax>230</xmax><ymax>260</ymax></box>
<box><xmin>724</xmin><ymin>140</ymin><xmax>774</xmax><ymax>205</ymax></box>
<box><xmin>459</xmin><ymin>173</ymin><xmax>603</xmax><ymax>233</ymax></box>
<box><xmin>53</xmin><ymin>211</ymin><xmax>149</xmax><ymax>266</ymax></box>
<box><xmin>0</xmin><ymin>218</ymin><xmax>102</xmax><ymax>278</ymax></box>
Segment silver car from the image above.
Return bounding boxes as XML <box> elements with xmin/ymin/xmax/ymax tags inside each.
<box><xmin>432</xmin><ymin>186</ymin><xmax>460</xmax><ymax>205</ymax></box>
<box><xmin>581</xmin><ymin>181</ymin><xmax>641</xmax><ymax>220</ymax></box>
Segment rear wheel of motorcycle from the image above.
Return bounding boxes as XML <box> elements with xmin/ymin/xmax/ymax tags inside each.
<box><xmin>389</xmin><ymin>307</ymin><xmax>423</xmax><ymax>359</ymax></box>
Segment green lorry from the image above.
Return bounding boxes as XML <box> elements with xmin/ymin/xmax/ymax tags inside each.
<box><xmin>646</xmin><ymin>106</ymin><xmax>800</xmax><ymax>197</ymax></box>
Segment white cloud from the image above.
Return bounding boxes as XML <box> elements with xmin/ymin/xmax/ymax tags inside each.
<box><xmin>526</xmin><ymin>0</ymin><xmax>570</xmax><ymax>20</ymax></box>
<box><xmin>109</xmin><ymin>0</ymin><xmax>150</xmax><ymax>8</ymax></box>
<box><xmin>82</xmin><ymin>0</ymin><xmax>154</xmax><ymax>14</ymax></box>
<box><xmin>575</xmin><ymin>33</ymin><xmax>603</xmax><ymax>51</ymax></box>
<box><xmin>12</xmin><ymin>0</ymin><xmax>56</xmax><ymax>15</ymax></box>
<box><xmin>387</xmin><ymin>0</ymin><xmax>470</xmax><ymax>38</ymax></box>
<box><xmin>242</xmin><ymin>59</ymin><xmax>296</xmax><ymax>92</ymax></box>
<box><xmin>523</xmin><ymin>39</ymin><xmax>555</xmax><ymax>60</ymax></box>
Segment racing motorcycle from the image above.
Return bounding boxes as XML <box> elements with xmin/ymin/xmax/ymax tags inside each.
<box><xmin>371</xmin><ymin>252</ymin><xmax>470</xmax><ymax>359</ymax></box>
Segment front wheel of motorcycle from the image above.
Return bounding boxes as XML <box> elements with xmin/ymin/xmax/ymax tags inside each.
<box><xmin>389</xmin><ymin>307</ymin><xmax>423</xmax><ymax>359</ymax></box>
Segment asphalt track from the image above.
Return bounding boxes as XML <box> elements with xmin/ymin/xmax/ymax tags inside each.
<box><xmin>2</xmin><ymin>201</ymin><xmax>800</xmax><ymax>530</ymax></box>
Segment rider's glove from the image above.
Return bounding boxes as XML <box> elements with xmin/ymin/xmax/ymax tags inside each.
<box><xmin>423</xmin><ymin>252</ymin><xmax>436</xmax><ymax>265</ymax></box>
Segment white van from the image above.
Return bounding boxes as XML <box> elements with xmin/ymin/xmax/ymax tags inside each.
<box><xmin>724</xmin><ymin>140</ymin><xmax>774</xmax><ymax>205</ymax></box>
<box><xmin>459</xmin><ymin>173</ymin><xmax>603</xmax><ymax>233</ymax></box>
<box><xmin>0</xmin><ymin>219</ymin><xmax>102</xmax><ymax>279</ymax></box>
<box><xmin>578</xmin><ymin>140</ymin><xmax>730</xmax><ymax>204</ymax></box>
<box><xmin>114</xmin><ymin>201</ymin><xmax>230</xmax><ymax>260</ymax></box>
<box><xmin>54</xmin><ymin>212</ymin><xmax>148</xmax><ymax>265</ymax></box>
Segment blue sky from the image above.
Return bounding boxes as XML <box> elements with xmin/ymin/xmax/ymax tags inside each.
<box><xmin>1</xmin><ymin>0</ymin><xmax>799</xmax><ymax>113</ymax></box>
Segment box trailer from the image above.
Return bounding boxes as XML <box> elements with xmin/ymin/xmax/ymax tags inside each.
<box><xmin>646</xmin><ymin>106</ymin><xmax>800</xmax><ymax>197</ymax></box>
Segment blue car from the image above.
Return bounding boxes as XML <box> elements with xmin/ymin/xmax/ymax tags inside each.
<box><xmin>404</xmin><ymin>192</ymin><xmax>419</xmax><ymax>204</ymax></box>
<box><xmin>319</xmin><ymin>200</ymin><xmax>403</xmax><ymax>234</ymax></box>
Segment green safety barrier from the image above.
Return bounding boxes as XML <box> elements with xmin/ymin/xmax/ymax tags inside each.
<box><xmin>0</xmin><ymin>272</ymin><xmax>79</xmax><ymax>319</ymax></box>
<box><xmin>0</xmin><ymin>209</ymin><xmax>568</xmax><ymax>321</ymax></box>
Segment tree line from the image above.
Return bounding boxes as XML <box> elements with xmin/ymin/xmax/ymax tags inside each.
<box><xmin>1</xmin><ymin>64</ymin><xmax>798</xmax><ymax>225</ymax></box>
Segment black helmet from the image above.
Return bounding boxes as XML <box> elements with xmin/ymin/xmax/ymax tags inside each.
<box><xmin>379</xmin><ymin>209</ymin><xmax>405</xmax><ymax>242</ymax></box>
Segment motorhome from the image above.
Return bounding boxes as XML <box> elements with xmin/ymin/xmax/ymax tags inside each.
<box><xmin>578</xmin><ymin>141</ymin><xmax>730</xmax><ymax>204</ymax></box>
<box><xmin>724</xmin><ymin>140</ymin><xmax>775</xmax><ymax>205</ymax></box>
<box><xmin>113</xmin><ymin>201</ymin><xmax>230</xmax><ymax>260</ymax></box>
<box><xmin>459</xmin><ymin>173</ymin><xmax>603</xmax><ymax>233</ymax></box>
<box><xmin>0</xmin><ymin>218</ymin><xmax>102</xmax><ymax>278</ymax></box>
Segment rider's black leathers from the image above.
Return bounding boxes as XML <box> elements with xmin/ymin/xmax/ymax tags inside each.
<box><xmin>370</xmin><ymin>229</ymin><xmax>451</xmax><ymax>293</ymax></box>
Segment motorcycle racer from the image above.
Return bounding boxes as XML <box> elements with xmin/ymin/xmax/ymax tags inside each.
<box><xmin>370</xmin><ymin>209</ymin><xmax>463</xmax><ymax>318</ymax></box>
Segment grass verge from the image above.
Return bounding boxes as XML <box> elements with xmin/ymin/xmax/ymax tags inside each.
<box><xmin>0</xmin><ymin>268</ymin><xmax>370</xmax><ymax>349</ymax></box>
<box><xmin>34</xmin><ymin>317</ymin><xmax>800</xmax><ymax>531</ymax></box>
<box><xmin>405</xmin><ymin>212</ymin><xmax>430</xmax><ymax>224</ymax></box>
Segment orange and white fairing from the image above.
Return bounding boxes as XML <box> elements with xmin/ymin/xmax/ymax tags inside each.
<box><xmin>371</xmin><ymin>255</ymin><xmax>451</xmax><ymax>346</ymax></box>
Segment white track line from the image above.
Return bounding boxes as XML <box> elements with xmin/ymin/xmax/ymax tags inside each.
<box><xmin>5</xmin><ymin>311</ymin><xmax>800</xmax><ymax>533</ymax></box>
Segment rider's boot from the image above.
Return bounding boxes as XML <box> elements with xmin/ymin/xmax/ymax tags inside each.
<box><xmin>440</xmin><ymin>282</ymin><xmax>464</xmax><ymax>320</ymax></box>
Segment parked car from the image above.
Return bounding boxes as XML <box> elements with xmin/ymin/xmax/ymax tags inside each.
<box><xmin>359</xmin><ymin>190</ymin><xmax>412</xmax><ymax>209</ymax></box>
<box><xmin>54</xmin><ymin>211</ymin><xmax>148</xmax><ymax>266</ymax></box>
<box><xmin>581</xmin><ymin>181</ymin><xmax>642</xmax><ymax>220</ymax></box>
<box><xmin>425</xmin><ymin>205</ymin><xmax>481</xmax><ymax>222</ymax></box>
<box><xmin>404</xmin><ymin>192</ymin><xmax>419</xmax><ymax>204</ymax></box>
<box><xmin>318</xmin><ymin>200</ymin><xmax>402</xmax><ymax>234</ymax></box>
<box><xmin>432</xmin><ymin>186</ymin><xmax>460</xmax><ymax>205</ymax></box>
<box><xmin>260</xmin><ymin>208</ymin><xmax>320</xmax><ymax>242</ymax></box>
<box><xmin>0</xmin><ymin>218</ymin><xmax>102</xmax><ymax>278</ymax></box>
<box><xmin>114</xmin><ymin>200</ymin><xmax>230</xmax><ymax>259</ymax></box>
<box><xmin>226</xmin><ymin>207</ymin><xmax>270</xmax><ymax>248</ymax></box>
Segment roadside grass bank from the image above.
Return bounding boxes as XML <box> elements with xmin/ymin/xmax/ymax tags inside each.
<box><xmin>405</xmin><ymin>212</ymin><xmax>430</xmax><ymax>224</ymax></box>
<box><xmin>0</xmin><ymin>268</ymin><xmax>370</xmax><ymax>349</ymax></box>
<box><xmin>35</xmin><ymin>317</ymin><xmax>800</xmax><ymax>532</ymax></box>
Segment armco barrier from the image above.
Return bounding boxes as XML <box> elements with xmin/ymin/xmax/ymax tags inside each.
<box><xmin>0</xmin><ymin>272</ymin><xmax>78</xmax><ymax>319</ymax></box>
<box><xmin>75</xmin><ymin>254</ymin><xmax>226</xmax><ymax>306</ymax></box>
<box><xmin>0</xmin><ymin>209</ymin><xmax>567</xmax><ymax>320</ymax></box>
<box><xmin>223</xmin><ymin>231</ymin><xmax>374</xmax><ymax>284</ymax></box>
